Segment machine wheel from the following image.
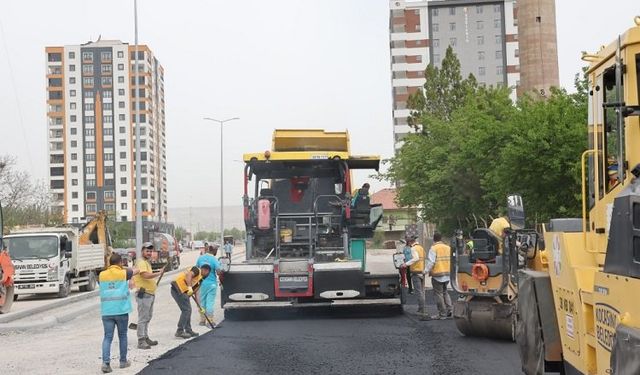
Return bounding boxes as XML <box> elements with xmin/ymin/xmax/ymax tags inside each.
<box><xmin>453</xmin><ymin>298</ymin><xmax>515</xmax><ymax>340</ymax></box>
<box><xmin>57</xmin><ymin>275</ymin><xmax>71</xmax><ymax>298</ymax></box>
<box><xmin>80</xmin><ymin>271</ymin><xmax>97</xmax><ymax>292</ymax></box>
<box><xmin>0</xmin><ymin>284</ymin><xmax>15</xmax><ymax>314</ymax></box>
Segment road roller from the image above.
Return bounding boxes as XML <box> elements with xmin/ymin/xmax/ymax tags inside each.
<box><xmin>450</xmin><ymin>195</ymin><xmax>545</xmax><ymax>340</ymax></box>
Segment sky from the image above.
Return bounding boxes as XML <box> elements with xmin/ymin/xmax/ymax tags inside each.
<box><xmin>0</xmin><ymin>0</ymin><xmax>638</xmax><ymax>209</ymax></box>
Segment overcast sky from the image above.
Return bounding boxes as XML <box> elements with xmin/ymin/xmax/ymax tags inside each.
<box><xmin>0</xmin><ymin>1</ymin><xmax>638</xmax><ymax>209</ymax></box>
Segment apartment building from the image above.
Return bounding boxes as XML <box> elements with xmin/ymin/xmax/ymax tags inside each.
<box><xmin>46</xmin><ymin>39</ymin><xmax>167</xmax><ymax>223</ymax></box>
<box><xmin>389</xmin><ymin>0</ymin><xmax>558</xmax><ymax>151</ymax></box>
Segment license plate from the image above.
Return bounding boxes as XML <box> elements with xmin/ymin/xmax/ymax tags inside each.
<box><xmin>17</xmin><ymin>284</ymin><xmax>35</xmax><ymax>289</ymax></box>
<box><xmin>279</xmin><ymin>276</ymin><xmax>308</xmax><ymax>283</ymax></box>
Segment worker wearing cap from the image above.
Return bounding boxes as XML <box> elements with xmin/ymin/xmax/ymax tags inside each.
<box><xmin>424</xmin><ymin>232</ymin><xmax>452</xmax><ymax>320</ymax></box>
<box><xmin>401</xmin><ymin>235</ymin><xmax>426</xmax><ymax>317</ymax></box>
<box><xmin>171</xmin><ymin>264</ymin><xmax>211</xmax><ymax>338</ymax></box>
<box><xmin>195</xmin><ymin>245</ymin><xmax>223</xmax><ymax>328</ymax></box>
<box><xmin>132</xmin><ymin>242</ymin><xmax>165</xmax><ymax>349</ymax></box>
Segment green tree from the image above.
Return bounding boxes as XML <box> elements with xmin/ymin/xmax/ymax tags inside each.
<box><xmin>174</xmin><ymin>226</ymin><xmax>187</xmax><ymax>242</ymax></box>
<box><xmin>108</xmin><ymin>221</ymin><xmax>134</xmax><ymax>248</ymax></box>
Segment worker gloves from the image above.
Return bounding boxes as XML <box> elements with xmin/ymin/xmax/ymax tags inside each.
<box><xmin>199</xmin><ymin>307</ymin><xmax>206</xmax><ymax>315</ymax></box>
<box><xmin>187</xmin><ymin>287</ymin><xmax>194</xmax><ymax>297</ymax></box>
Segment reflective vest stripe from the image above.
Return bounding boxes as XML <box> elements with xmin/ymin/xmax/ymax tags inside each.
<box><xmin>409</xmin><ymin>244</ymin><xmax>426</xmax><ymax>273</ymax></box>
<box><xmin>431</xmin><ymin>243</ymin><xmax>451</xmax><ymax>277</ymax></box>
<box><xmin>99</xmin><ymin>266</ymin><xmax>132</xmax><ymax>316</ymax></box>
<box><xmin>174</xmin><ymin>268</ymin><xmax>203</xmax><ymax>293</ymax></box>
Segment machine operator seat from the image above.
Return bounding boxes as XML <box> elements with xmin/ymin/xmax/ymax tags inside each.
<box><xmin>469</xmin><ymin>228</ymin><xmax>501</xmax><ymax>262</ymax></box>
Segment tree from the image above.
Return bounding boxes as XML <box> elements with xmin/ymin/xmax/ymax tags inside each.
<box><xmin>174</xmin><ymin>226</ymin><xmax>187</xmax><ymax>242</ymax></box>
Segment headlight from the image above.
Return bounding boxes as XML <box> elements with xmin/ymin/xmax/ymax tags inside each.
<box><xmin>47</xmin><ymin>263</ymin><xmax>59</xmax><ymax>281</ymax></box>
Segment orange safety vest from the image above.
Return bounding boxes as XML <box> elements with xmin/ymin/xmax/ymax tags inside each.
<box><xmin>409</xmin><ymin>244</ymin><xmax>426</xmax><ymax>273</ymax></box>
<box><xmin>173</xmin><ymin>268</ymin><xmax>203</xmax><ymax>293</ymax></box>
<box><xmin>430</xmin><ymin>242</ymin><xmax>451</xmax><ymax>277</ymax></box>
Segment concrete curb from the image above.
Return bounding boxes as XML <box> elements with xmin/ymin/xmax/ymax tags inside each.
<box><xmin>0</xmin><ymin>289</ymin><xmax>100</xmax><ymax>324</ymax></box>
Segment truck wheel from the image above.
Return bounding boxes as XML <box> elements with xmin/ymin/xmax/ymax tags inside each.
<box><xmin>57</xmin><ymin>275</ymin><xmax>71</xmax><ymax>298</ymax></box>
<box><xmin>13</xmin><ymin>294</ymin><xmax>19</xmax><ymax>302</ymax></box>
<box><xmin>80</xmin><ymin>271</ymin><xmax>97</xmax><ymax>292</ymax></box>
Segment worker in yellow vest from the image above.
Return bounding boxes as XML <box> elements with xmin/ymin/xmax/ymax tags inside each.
<box><xmin>424</xmin><ymin>232</ymin><xmax>452</xmax><ymax>320</ymax></box>
<box><xmin>401</xmin><ymin>235</ymin><xmax>427</xmax><ymax>318</ymax></box>
<box><xmin>170</xmin><ymin>264</ymin><xmax>211</xmax><ymax>338</ymax></box>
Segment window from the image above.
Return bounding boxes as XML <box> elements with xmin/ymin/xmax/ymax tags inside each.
<box><xmin>449</xmin><ymin>37</ymin><xmax>457</xmax><ymax>47</ymax></box>
<box><xmin>117</xmin><ymin>51</ymin><xmax>124</xmax><ymax>58</ymax></box>
<box><xmin>101</xmin><ymin>64</ymin><xmax>112</xmax><ymax>74</ymax></box>
<box><xmin>120</xmin><ymin>177</ymin><xmax>127</xmax><ymax>184</ymax></box>
<box><xmin>82</xmin><ymin>51</ymin><xmax>93</xmax><ymax>62</ymax></box>
<box><xmin>515</xmin><ymin>48</ymin><xmax>519</xmax><ymax>57</ymax></box>
<box><xmin>101</xmin><ymin>51</ymin><xmax>112</xmax><ymax>62</ymax></box>
<box><xmin>72</xmin><ymin>205</ymin><xmax>78</xmax><ymax>212</ymax></box>
<box><xmin>104</xmin><ymin>103</ymin><xmax>113</xmax><ymax>111</ymax></box>
<box><xmin>494</xmin><ymin>19</ymin><xmax>501</xmax><ymax>28</ymax></box>
<box><xmin>70</xmin><ymin>115</ymin><xmax>77</xmax><ymax>122</ymax></box>
<box><xmin>84</xmin><ymin>103</ymin><xmax>94</xmax><ymax>111</ymax></box>
<box><xmin>68</xmin><ymin>51</ymin><xmax>75</xmax><ymax>59</ymax></box>
<box><xmin>496</xmin><ymin>50</ymin><xmax>502</xmax><ymax>59</ymax></box>
<box><xmin>119</xmin><ymin>139</ymin><xmax>126</xmax><ymax>146</ymax></box>
<box><xmin>101</xmin><ymin>76</ymin><xmax>113</xmax><ymax>86</ymax></box>
<box><xmin>48</xmin><ymin>52</ymin><xmax>62</xmax><ymax>62</ymax></box>
<box><xmin>70</xmin><ymin>102</ymin><xmax>76</xmax><ymax>110</ymax></box>
<box><xmin>48</xmin><ymin>78</ymin><xmax>62</xmax><ymax>87</ymax></box>
<box><xmin>131</xmin><ymin>51</ymin><xmax>145</xmax><ymax>60</ymax></box>
<box><xmin>105</xmin><ymin>203</ymin><xmax>116</xmax><ymax>212</ymax></box>
<box><xmin>69</xmin><ymin>90</ymin><xmax>76</xmax><ymax>97</ymax></box>
<box><xmin>432</xmin><ymin>8</ymin><xmax>438</xmax><ymax>16</ymax></box>
<box><xmin>432</xmin><ymin>39</ymin><xmax>439</xmax><ymax>48</ymax></box>
<box><xmin>104</xmin><ymin>191</ymin><xmax>115</xmax><ymax>200</ymax></box>
<box><xmin>70</xmin><ymin>127</ymin><xmax>77</xmax><ymax>135</ymax></box>
<box><xmin>71</xmin><ymin>140</ymin><xmax>77</xmax><ymax>148</ymax></box>
<box><xmin>82</xmin><ymin>64</ymin><xmax>94</xmax><ymax>75</ymax></box>
<box><xmin>86</xmin><ymin>179</ymin><xmax>96</xmax><ymax>187</ymax></box>
<box><xmin>86</xmin><ymin>191</ymin><xmax>96</xmax><ymax>201</ymax></box>
<box><xmin>120</xmin><ymin>164</ymin><xmax>127</xmax><ymax>172</ymax></box>
<box><xmin>104</xmin><ymin>153</ymin><xmax>114</xmax><ymax>161</ymax></box>
<box><xmin>497</xmin><ymin>66</ymin><xmax>504</xmax><ymax>75</ymax></box>
<box><xmin>477</xmin><ymin>21</ymin><xmax>484</xmax><ymax>30</ymax></box>
<box><xmin>121</xmin><ymin>203</ymin><xmax>127</xmax><ymax>210</ymax></box>
<box><xmin>494</xmin><ymin>4</ymin><xmax>501</xmax><ymax>12</ymax></box>
<box><xmin>104</xmin><ymin>115</ymin><xmax>113</xmax><ymax>123</ymax></box>
<box><xmin>103</xmin><ymin>90</ymin><xmax>112</xmax><ymax>98</ymax></box>
<box><xmin>86</xmin><ymin>203</ymin><xmax>97</xmax><ymax>212</ymax></box>
<box><xmin>83</xmin><ymin>77</ymin><xmax>94</xmax><ymax>87</ymax></box>
<box><xmin>104</xmin><ymin>128</ymin><xmax>113</xmax><ymax>135</ymax></box>
<box><xmin>118</xmin><ymin>76</ymin><xmax>124</xmax><ymax>83</ymax></box>
<box><xmin>496</xmin><ymin>35</ymin><xmax>502</xmax><ymax>44</ymax></box>
<box><xmin>50</xmin><ymin>179</ymin><xmax>64</xmax><ymax>189</ymax></box>
<box><xmin>432</xmin><ymin>23</ymin><xmax>439</xmax><ymax>32</ymax></box>
<box><xmin>120</xmin><ymin>152</ymin><xmax>127</xmax><ymax>158</ymax></box>
<box><xmin>478</xmin><ymin>51</ymin><xmax>485</xmax><ymax>61</ymax></box>
<box><xmin>72</xmin><ymin>192</ymin><xmax>78</xmax><ymax>199</ymax></box>
<box><xmin>50</xmin><ymin>154</ymin><xmax>64</xmax><ymax>163</ymax></box>
<box><xmin>85</xmin><ymin>116</ymin><xmax>95</xmax><ymax>123</ymax></box>
<box><xmin>72</xmin><ymin>179</ymin><xmax>78</xmax><ymax>186</ymax></box>
<box><xmin>141</xmin><ymin>178</ymin><xmax>147</xmax><ymax>186</ymax></box>
<box><xmin>119</xmin><ymin>126</ymin><xmax>126</xmax><ymax>133</ymax></box>
<box><xmin>477</xmin><ymin>36</ymin><xmax>484</xmax><ymax>45</ymax></box>
<box><xmin>476</xmin><ymin>5</ymin><xmax>483</xmax><ymax>14</ymax></box>
<box><xmin>48</xmin><ymin>91</ymin><xmax>62</xmax><ymax>100</ymax></box>
<box><xmin>433</xmin><ymin>54</ymin><xmax>440</xmax><ymax>64</ymax></box>
<box><xmin>137</xmin><ymin>114</ymin><xmax>146</xmax><ymax>123</ymax></box>
<box><xmin>71</xmin><ymin>153</ymin><xmax>77</xmax><ymax>160</ymax></box>
<box><xmin>69</xmin><ymin>77</ymin><xmax>76</xmax><ymax>84</ymax></box>
<box><xmin>85</xmin><ymin>141</ymin><xmax>95</xmax><ymax>148</ymax></box>
<box><xmin>479</xmin><ymin>67</ymin><xmax>486</xmax><ymax>76</ymax></box>
<box><xmin>84</xmin><ymin>90</ymin><xmax>94</xmax><ymax>98</ymax></box>
<box><xmin>449</xmin><ymin>7</ymin><xmax>455</xmax><ymax>15</ymax></box>
<box><xmin>449</xmin><ymin>22</ymin><xmax>456</xmax><ymax>31</ymax></box>
<box><xmin>71</xmin><ymin>166</ymin><xmax>78</xmax><ymax>173</ymax></box>
<box><xmin>121</xmin><ymin>190</ymin><xmax>127</xmax><ymax>197</ymax></box>
<box><xmin>119</xmin><ymin>101</ymin><xmax>125</xmax><ymax>108</ymax></box>
<box><xmin>119</xmin><ymin>114</ymin><xmax>126</xmax><ymax>121</ymax></box>
<box><xmin>141</xmin><ymin>190</ymin><xmax>148</xmax><ymax>199</ymax></box>
<box><xmin>118</xmin><ymin>63</ymin><xmax>124</xmax><ymax>71</ymax></box>
<box><xmin>85</xmin><ymin>154</ymin><xmax>95</xmax><ymax>161</ymax></box>
<box><xmin>118</xmin><ymin>89</ymin><xmax>125</xmax><ymax>95</ymax></box>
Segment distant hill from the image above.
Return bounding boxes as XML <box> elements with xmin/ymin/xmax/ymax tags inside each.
<box><xmin>168</xmin><ymin>206</ymin><xmax>244</xmax><ymax>232</ymax></box>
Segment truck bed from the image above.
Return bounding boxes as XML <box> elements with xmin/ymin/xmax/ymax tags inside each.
<box><xmin>74</xmin><ymin>244</ymin><xmax>104</xmax><ymax>272</ymax></box>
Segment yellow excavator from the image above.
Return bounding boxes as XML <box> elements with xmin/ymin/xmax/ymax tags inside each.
<box><xmin>78</xmin><ymin>210</ymin><xmax>113</xmax><ymax>267</ymax></box>
<box><xmin>450</xmin><ymin>195</ymin><xmax>545</xmax><ymax>340</ymax></box>
<box><xmin>516</xmin><ymin>17</ymin><xmax>640</xmax><ymax>375</ymax></box>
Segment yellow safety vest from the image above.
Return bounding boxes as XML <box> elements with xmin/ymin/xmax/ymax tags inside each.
<box><xmin>430</xmin><ymin>242</ymin><xmax>451</xmax><ymax>277</ymax></box>
<box><xmin>409</xmin><ymin>244</ymin><xmax>426</xmax><ymax>273</ymax></box>
<box><xmin>173</xmin><ymin>268</ymin><xmax>203</xmax><ymax>293</ymax></box>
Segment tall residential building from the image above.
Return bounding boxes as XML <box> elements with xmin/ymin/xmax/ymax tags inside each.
<box><xmin>46</xmin><ymin>40</ymin><xmax>167</xmax><ymax>223</ymax></box>
<box><xmin>389</xmin><ymin>0</ymin><xmax>558</xmax><ymax>151</ymax></box>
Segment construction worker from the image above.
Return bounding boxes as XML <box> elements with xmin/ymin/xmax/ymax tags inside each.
<box><xmin>350</xmin><ymin>182</ymin><xmax>370</xmax><ymax>208</ymax></box>
<box><xmin>489</xmin><ymin>216</ymin><xmax>510</xmax><ymax>254</ymax></box>
<box><xmin>401</xmin><ymin>235</ymin><xmax>426</xmax><ymax>317</ymax></box>
<box><xmin>170</xmin><ymin>264</ymin><xmax>211</xmax><ymax>338</ymax></box>
<box><xmin>132</xmin><ymin>242</ymin><xmax>165</xmax><ymax>349</ymax></box>
<box><xmin>99</xmin><ymin>253</ymin><xmax>139</xmax><ymax>373</ymax></box>
<box><xmin>402</xmin><ymin>241</ymin><xmax>414</xmax><ymax>294</ymax></box>
<box><xmin>195</xmin><ymin>245</ymin><xmax>223</xmax><ymax>328</ymax></box>
<box><xmin>424</xmin><ymin>232</ymin><xmax>452</xmax><ymax>320</ymax></box>
<box><xmin>223</xmin><ymin>239</ymin><xmax>233</xmax><ymax>261</ymax></box>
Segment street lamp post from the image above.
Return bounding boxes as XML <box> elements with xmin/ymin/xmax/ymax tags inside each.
<box><xmin>133</xmin><ymin>0</ymin><xmax>143</xmax><ymax>261</ymax></box>
<box><xmin>203</xmin><ymin>117</ymin><xmax>240</xmax><ymax>245</ymax></box>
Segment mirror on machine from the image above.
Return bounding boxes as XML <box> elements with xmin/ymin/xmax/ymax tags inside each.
<box><xmin>506</xmin><ymin>194</ymin><xmax>525</xmax><ymax>230</ymax></box>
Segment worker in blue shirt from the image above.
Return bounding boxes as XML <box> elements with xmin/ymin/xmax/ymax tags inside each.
<box><xmin>195</xmin><ymin>244</ymin><xmax>222</xmax><ymax>328</ymax></box>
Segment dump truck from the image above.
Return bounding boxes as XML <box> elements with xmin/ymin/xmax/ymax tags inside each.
<box><xmin>450</xmin><ymin>195</ymin><xmax>544</xmax><ymax>340</ymax></box>
<box><xmin>516</xmin><ymin>17</ymin><xmax>640</xmax><ymax>374</ymax></box>
<box><xmin>6</xmin><ymin>212</ymin><xmax>111</xmax><ymax>299</ymax></box>
<box><xmin>221</xmin><ymin>129</ymin><xmax>401</xmax><ymax>315</ymax></box>
<box><xmin>0</xmin><ymin>200</ymin><xmax>15</xmax><ymax>313</ymax></box>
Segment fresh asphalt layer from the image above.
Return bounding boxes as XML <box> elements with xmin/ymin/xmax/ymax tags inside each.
<box><xmin>141</xmin><ymin>291</ymin><xmax>523</xmax><ymax>375</ymax></box>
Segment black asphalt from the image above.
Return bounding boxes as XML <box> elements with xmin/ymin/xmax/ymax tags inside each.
<box><xmin>141</xmin><ymin>292</ymin><xmax>523</xmax><ymax>375</ymax></box>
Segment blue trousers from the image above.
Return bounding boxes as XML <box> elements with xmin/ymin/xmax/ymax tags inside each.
<box><xmin>102</xmin><ymin>314</ymin><xmax>129</xmax><ymax>365</ymax></box>
<box><xmin>199</xmin><ymin>281</ymin><xmax>217</xmax><ymax>316</ymax></box>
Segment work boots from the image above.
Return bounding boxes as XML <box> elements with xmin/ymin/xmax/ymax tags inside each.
<box><xmin>137</xmin><ymin>338</ymin><xmax>151</xmax><ymax>349</ymax></box>
<box><xmin>145</xmin><ymin>337</ymin><xmax>158</xmax><ymax>346</ymax></box>
<box><xmin>175</xmin><ymin>329</ymin><xmax>192</xmax><ymax>339</ymax></box>
<box><xmin>186</xmin><ymin>330</ymin><xmax>200</xmax><ymax>338</ymax></box>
